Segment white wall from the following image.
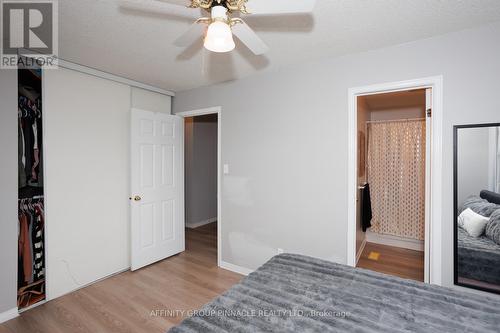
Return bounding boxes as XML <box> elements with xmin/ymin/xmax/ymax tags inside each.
<box><xmin>457</xmin><ymin>128</ymin><xmax>491</xmax><ymax>205</ymax></box>
<box><xmin>173</xmin><ymin>22</ymin><xmax>500</xmax><ymax>288</ymax></box>
<box><xmin>185</xmin><ymin>115</ymin><xmax>218</xmax><ymax>227</ymax></box>
<box><xmin>0</xmin><ymin>70</ymin><xmax>18</xmax><ymax>314</ymax></box>
<box><xmin>131</xmin><ymin>87</ymin><xmax>172</xmax><ymax>114</ymax></box>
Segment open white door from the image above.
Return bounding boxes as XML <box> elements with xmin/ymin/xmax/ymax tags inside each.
<box><xmin>424</xmin><ymin>88</ymin><xmax>432</xmax><ymax>283</ymax></box>
<box><xmin>130</xmin><ymin>109</ymin><xmax>184</xmax><ymax>271</ymax></box>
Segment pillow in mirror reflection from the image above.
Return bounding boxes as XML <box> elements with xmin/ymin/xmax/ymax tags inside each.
<box><xmin>459</xmin><ymin>208</ymin><xmax>490</xmax><ymax>237</ymax></box>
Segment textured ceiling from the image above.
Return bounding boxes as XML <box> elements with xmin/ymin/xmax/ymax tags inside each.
<box><xmin>58</xmin><ymin>0</ymin><xmax>500</xmax><ymax>92</ymax></box>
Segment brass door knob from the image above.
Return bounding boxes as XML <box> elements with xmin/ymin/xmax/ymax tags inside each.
<box><xmin>130</xmin><ymin>195</ymin><xmax>142</xmax><ymax>201</ymax></box>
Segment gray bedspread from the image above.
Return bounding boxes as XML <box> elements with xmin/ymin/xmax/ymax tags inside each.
<box><xmin>458</xmin><ymin>227</ymin><xmax>500</xmax><ymax>284</ymax></box>
<box><xmin>169</xmin><ymin>254</ymin><xmax>500</xmax><ymax>333</ymax></box>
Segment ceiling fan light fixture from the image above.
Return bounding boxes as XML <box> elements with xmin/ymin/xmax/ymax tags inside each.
<box><xmin>204</xmin><ymin>20</ymin><xmax>235</xmax><ymax>53</ymax></box>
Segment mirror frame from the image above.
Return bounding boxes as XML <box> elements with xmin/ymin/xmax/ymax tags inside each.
<box><xmin>453</xmin><ymin>122</ymin><xmax>500</xmax><ymax>295</ymax></box>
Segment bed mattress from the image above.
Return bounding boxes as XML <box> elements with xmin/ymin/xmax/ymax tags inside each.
<box><xmin>169</xmin><ymin>253</ymin><xmax>500</xmax><ymax>333</ymax></box>
<box><xmin>458</xmin><ymin>227</ymin><xmax>500</xmax><ymax>285</ymax></box>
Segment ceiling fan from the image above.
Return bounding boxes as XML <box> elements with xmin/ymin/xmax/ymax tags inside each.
<box><xmin>121</xmin><ymin>0</ymin><xmax>316</xmax><ymax>55</ymax></box>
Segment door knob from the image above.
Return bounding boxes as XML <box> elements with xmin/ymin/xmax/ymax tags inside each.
<box><xmin>130</xmin><ymin>195</ymin><xmax>142</xmax><ymax>201</ymax></box>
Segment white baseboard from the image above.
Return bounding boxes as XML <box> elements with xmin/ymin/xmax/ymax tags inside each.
<box><xmin>186</xmin><ymin>217</ymin><xmax>217</xmax><ymax>229</ymax></box>
<box><xmin>366</xmin><ymin>230</ymin><xmax>424</xmax><ymax>251</ymax></box>
<box><xmin>219</xmin><ymin>261</ymin><xmax>253</xmax><ymax>276</ymax></box>
<box><xmin>0</xmin><ymin>308</ymin><xmax>19</xmax><ymax>324</ymax></box>
<box><xmin>356</xmin><ymin>238</ymin><xmax>367</xmax><ymax>265</ymax></box>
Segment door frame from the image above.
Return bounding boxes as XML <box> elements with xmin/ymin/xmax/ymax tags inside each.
<box><xmin>347</xmin><ymin>76</ymin><xmax>443</xmax><ymax>285</ymax></box>
<box><xmin>176</xmin><ymin>106</ymin><xmax>222</xmax><ymax>267</ymax></box>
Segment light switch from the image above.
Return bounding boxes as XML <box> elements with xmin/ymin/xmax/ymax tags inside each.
<box><xmin>223</xmin><ymin>164</ymin><xmax>229</xmax><ymax>175</ymax></box>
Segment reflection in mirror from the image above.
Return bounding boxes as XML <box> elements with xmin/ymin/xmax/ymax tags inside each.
<box><xmin>454</xmin><ymin>124</ymin><xmax>500</xmax><ymax>294</ymax></box>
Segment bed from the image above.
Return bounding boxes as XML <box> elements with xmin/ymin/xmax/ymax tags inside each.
<box><xmin>169</xmin><ymin>253</ymin><xmax>500</xmax><ymax>333</ymax></box>
<box><xmin>457</xmin><ymin>193</ymin><xmax>500</xmax><ymax>285</ymax></box>
<box><xmin>457</xmin><ymin>227</ymin><xmax>500</xmax><ymax>285</ymax></box>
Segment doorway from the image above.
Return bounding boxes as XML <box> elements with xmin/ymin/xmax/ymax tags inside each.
<box><xmin>347</xmin><ymin>77</ymin><xmax>444</xmax><ymax>285</ymax></box>
<box><xmin>177</xmin><ymin>107</ymin><xmax>222</xmax><ymax>267</ymax></box>
<box><xmin>356</xmin><ymin>90</ymin><xmax>427</xmax><ymax>281</ymax></box>
<box><xmin>184</xmin><ymin>113</ymin><xmax>218</xmax><ymax>264</ymax></box>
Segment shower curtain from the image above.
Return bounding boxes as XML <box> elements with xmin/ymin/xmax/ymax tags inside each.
<box><xmin>367</xmin><ymin>120</ymin><xmax>426</xmax><ymax>241</ymax></box>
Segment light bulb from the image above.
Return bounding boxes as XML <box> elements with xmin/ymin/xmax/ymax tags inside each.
<box><xmin>204</xmin><ymin>21</ymin><xmax>235</xmax><ymax>53</ymax></box>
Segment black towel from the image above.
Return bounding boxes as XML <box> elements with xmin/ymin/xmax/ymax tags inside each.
<box><xmin>361</xmin><ymin>184</ymin><xmax>372</xmax><ymax>232</ymax></box>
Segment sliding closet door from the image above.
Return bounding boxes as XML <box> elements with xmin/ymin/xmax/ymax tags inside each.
<box><xmin>44</xmin><ymin>68</ymin><xmax>131</xmax><ymax>300</ymax></box>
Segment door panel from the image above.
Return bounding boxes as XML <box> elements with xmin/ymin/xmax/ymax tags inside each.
<box><xmin>162</xmin><ymin>200</ymin><xmax>175</xmax><ymax>241</ymax></box>
<box><xmin>140</xmin><ymin>203</ymin><xmax>155</xmax><ymax>247</ymax></box>
<box><xmin>161</xmin><ymin>144</ymin><xmax>175</xmax><ymax>186</ymax></box>
<box><xmin>140</xmin><ymin>144</ymin><xmax>155</xmax><ymax>188</ymax></box>
<box><xmin>131</xmin><ymin>109</ymin><xmax>184</xmax><ymax>271</ymax></box>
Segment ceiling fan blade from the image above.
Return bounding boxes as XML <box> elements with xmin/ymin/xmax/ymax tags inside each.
<box><xmin>232</xmin><ymin>21</ymin><xmax>269</xmax><ymax>55</ymax></box>
<box><xmin>174</xmin><ymin>22</ymin><xmax>207</xmax><ymax>47</ymax></box>
<box><xmin>120</xmin><ymin>0</ymin><xmax>200</xmax><ymax>19</ymax></box>
<box><xmin>243</xmin><ymin>0</ymin><xmax>316</xmax><ymax>15</ymax></box>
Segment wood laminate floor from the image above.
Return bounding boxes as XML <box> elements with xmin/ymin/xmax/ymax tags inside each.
<box><xmin>356</xmin><ymin>242</ymin><xmax>424</xmax><ymax>282</ymax></box>
<box><xmin>0</xmin><ymin>223</ymin><xmax>242</xmax><ymax>333</ymax></box>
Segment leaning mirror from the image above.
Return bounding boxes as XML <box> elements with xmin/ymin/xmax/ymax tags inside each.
<box><xmin>454</xmin><ymin>123</ymin><xmax>500</xmax><ymax>294</ymax></box>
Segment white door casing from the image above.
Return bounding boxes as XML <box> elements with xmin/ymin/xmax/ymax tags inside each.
<box><xmin>175</xmin><ymin>106</ymin><xmax>222</xmax><ymax>268</ymax></box>
<box><xmin>130</xmin><ymin>109</ymin><xmax>184</xmax><ymax>271</ymax></box>
<box><xmin>347</xmin><ymin>76</ymin><xmax>443</xmax><ymax>286</ymax></box>
<box><xmin>424</xmin><ymin>88</ymin><xmax>432</xmax><ymax>283</ymax></box>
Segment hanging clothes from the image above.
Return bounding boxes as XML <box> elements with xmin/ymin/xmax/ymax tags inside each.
<box><xmin>18</xmin><ymin>69</ymin><xmax>45</xmax><ymax>310</ymax></box>
<box><xmin>18</xmin><ymin>198</ymin><xmax>45</xmax><ymax>285</ymax></box>
<box><xmin>361</xmin><ymin>184</ymin><xmax>373</xmax><ymax>232</ymax></box>
<box><xmin>18</xmin><ymin>212</ymin><xmax>33</xmax><ymax>283</ymax></box>
<box><xmin>18</xmin><ymin>91</ymin><xmax>44</xmax><ymax>188</ymax></box>
<box><xmin>33</xmin><ymin>204</ymin><xmax>45</xmax><ymax>280</ymax></box>
<box><xmin>22</xmin><ymin>117</ymin><xmax>34</xmax><ymax>183</ymax></box>
<box><xmin>18</xmin><ymin>120</ymin><xmax>27</xmax><ymax>187</ymax></box>
<box><xmin>31</xmin><ymin>121</ymin><xmax>39</xmax><ymax>181</ymax></box>
<box><xmin>36</xmin><ymin>115</ymin><xmax>43</xmax><ymax>187</ymax></box>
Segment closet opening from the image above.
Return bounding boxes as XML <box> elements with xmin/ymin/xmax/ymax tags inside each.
<box><xmin>183</xmin><ymin>111</ymin><xmax>220</xmax><ymax>266</ymax></box>
<box><xmin>17</xmin><ymin>62</ymin><xmax>46</xmax><ymax>310</ymax></box>
<box><xmin>355</xmin><ymin>89</ymin><xmax>428</xmax><ymax>282</ymax></box>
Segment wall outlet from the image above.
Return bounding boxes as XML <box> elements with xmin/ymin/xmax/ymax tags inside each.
<box><xmin>277</xmin><ymin>248</ymin><xmax>284</xmax><ymax>254</ymax></box>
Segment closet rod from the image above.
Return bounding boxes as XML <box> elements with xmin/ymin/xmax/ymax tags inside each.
<box><xmin>19</xmin><ymin>195</ymin><xmax>44</xmax><ymax>201</ymax></box>
<box><xmin>366</xmin><ymin>118</ymin><xmax>425</xmax><ymax>124</ymax></box>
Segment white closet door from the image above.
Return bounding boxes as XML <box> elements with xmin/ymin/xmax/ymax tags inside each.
<box><xmin>130</xmin><ymin>109</ymin><xmax>184</xmax><ymax>270</ymax></box>
<box><xmin>44</xmin><ymin>68</ymin><xmax>131</xmax><ymax>300</ymax></box>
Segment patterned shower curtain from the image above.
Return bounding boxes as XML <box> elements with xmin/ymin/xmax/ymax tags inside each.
<box><xmin>367</xmin><ymin>120</ymin><xmax>426</xmax><ymax>240</ymax></box>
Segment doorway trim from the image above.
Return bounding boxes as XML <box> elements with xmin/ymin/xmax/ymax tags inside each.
<box><xmin>347</xmin><ymin>76</ymin><xmax>443</xmax><ymax>285</ymax></box>
<box><xmin>176</xmin><ymin>106</ymin><xmax>222</xmax><ymax>267</ymax></box>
